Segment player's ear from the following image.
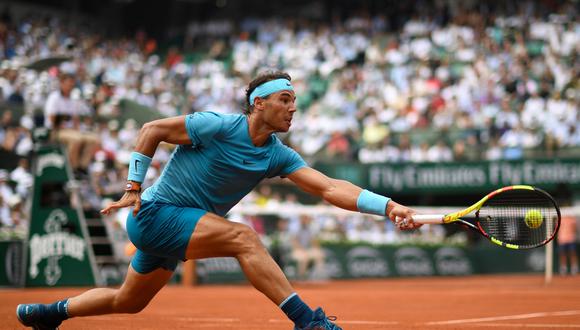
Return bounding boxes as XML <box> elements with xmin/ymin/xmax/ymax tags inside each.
<box><xmin>254</xmin><ymin>97</ymin><xmax>265</xmax><ymax>111</ymax></box>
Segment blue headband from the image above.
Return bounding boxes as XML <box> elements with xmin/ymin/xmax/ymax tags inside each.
<box><xmin>249</xmin><ymin>78</ymin><xmax>294</xmax><ymax>106</ymax></box>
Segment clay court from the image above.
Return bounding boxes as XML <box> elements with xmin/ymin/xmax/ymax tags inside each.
<box><xmin>2</xmin><ymin>274</ymin><xmax>580</xmax><ymax>329</ymax></box>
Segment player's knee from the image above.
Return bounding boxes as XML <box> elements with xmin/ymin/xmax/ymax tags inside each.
<box><xmin>233</xmin><ymin>224</ymin><xmax>262</xmax><ymax>254</ymax></box>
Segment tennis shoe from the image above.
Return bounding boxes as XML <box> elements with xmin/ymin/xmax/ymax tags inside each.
<box><xmin>295</xmin><ymin>307</ymin><xmax>342</xmax><ymax>330</ymax></box>
<box><xmin>16</xmin><ymin>304</ymin><xmax>62</xmax><ymax>330</ymax></box>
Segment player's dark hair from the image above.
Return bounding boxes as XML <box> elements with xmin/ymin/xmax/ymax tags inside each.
<box><xmin>244</xmin><ymin>71</ymin><xmax>291</xmax><ymax>114</ymax></box>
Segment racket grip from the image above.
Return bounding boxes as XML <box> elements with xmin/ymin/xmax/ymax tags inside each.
<box><xmin>412</xmin><ymin>214</ymin><xmax>446</xmax><ymax>224</ymax></box>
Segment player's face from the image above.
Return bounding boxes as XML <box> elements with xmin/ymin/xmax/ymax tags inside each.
<box><xmin>262</xmin><ymin>90</ymin><xmax>296</xmax><ymax>132</ymax></box>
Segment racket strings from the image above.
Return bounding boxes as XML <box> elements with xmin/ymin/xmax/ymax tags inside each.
<box><xmin>477</xmin><ymin>190</ymin><xmax>559</xmax><ymax>248</ymax></box>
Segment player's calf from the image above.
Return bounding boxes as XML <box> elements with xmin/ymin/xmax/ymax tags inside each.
<box><xmin>113</xmin><ymin>297</ymin><xmax>149</xmax><ymax>314</ymax></box>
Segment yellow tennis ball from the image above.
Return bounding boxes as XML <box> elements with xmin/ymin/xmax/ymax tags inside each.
<box><xmin>524</xmin><ymin>209</ymin><xmax>543</xmax><ymax>229</ymax></box>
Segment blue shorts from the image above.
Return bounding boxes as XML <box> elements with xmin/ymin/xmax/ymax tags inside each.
<box><xmin>559</xmin><ymin>243</ymin><xmax>577</xmax><ymax>253</ymax></box>
<box><xmin>126</xmin><ymin>200</ymin><xmax>207</xmax><ymax>274</ymax></box>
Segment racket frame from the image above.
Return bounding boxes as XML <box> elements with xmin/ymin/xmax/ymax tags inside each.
<box><xmin>412</xmin><ymin>185</ymin><xmax>561</xmax><ymax>249</ymax></box>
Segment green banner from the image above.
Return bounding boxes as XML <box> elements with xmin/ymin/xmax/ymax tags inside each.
<box><xmin>195</xmin><ymin>257</ymin><xmax>246</xmax><ymax>284</ymax></box>
<box><xmin>0</xmin><ymin>240</ymin><xmax>25</xmax><ymax>286</ymax></box>
<box><xmin>24</xmin><ymin>145</ymin><xmax>99</xmax><ymax>287</ymax></box>
<box><xmin>321</xmin><ymin>243</ymin><xmax>556</xmax><ymax>278</ymax></box>
<box><xmin>469</xmin><ymin>245</ymin><xmax>547</xmax><ymax>274</ymax></box>
<box><xmin>192</xmin><ymin>242</ymin><xmax>564</xmax><ymax>283</ymax></box>
<box><xmin>320</xmin><ymin>243</ymin><xmax>474</xmax><ymax>278</ymax></box>
<box><xmin>316</xmin><ymin>158</ymin><xmax>580</xmax><ymax>194</ymax></box>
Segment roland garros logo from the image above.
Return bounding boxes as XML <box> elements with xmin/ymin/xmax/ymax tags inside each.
<box><xmin>29</xmin><ymin>209</ymin><xmax>86</xmax><ymax>285</ymax></box>
<box><xmin>36</xmin><ymin>152</ymin><xmax>65</xmax><ymax>175</ymax></box>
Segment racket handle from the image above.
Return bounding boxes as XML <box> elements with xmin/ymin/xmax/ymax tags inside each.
<box><xmin>412</xmin><ymin>214</ymin><xmax>446</xmax><ymax>224</ymax></box>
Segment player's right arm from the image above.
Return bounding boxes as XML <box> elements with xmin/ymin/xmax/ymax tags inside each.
<box><xmin>101</xmin><ymin>112</ymin><xmax>224</xmax><ymax>216</ymax></box>
<box><xmin>100</xmin><ymin>116</ymin><xmax>191</xmax><ymax>216</ymax></box>
<box><xmin>134</xmin><ymin>116</ymin><xmax>191</xmax><ymax>156</ymax></box>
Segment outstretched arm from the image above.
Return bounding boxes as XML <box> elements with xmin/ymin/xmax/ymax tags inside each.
<box><xmin>287</xmin><ymin>167</ymin><xmax>420</xmax><ymax>229</ymax></box>
<box><xmin>101</xmin><ymin>116</ymin><xmax>191</xmax><ymax>216</ymax></box>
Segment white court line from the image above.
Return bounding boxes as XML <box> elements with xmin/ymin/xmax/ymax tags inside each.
<box><xmin>426</xmin><ymin>310</ymin><xmax>580</xmax><ymax>325</ymax></box>
<box><xmin>469</xmin><ymin>323</ymin><xmax>580</xmax><ymax>328</ymax></box>
<box><xmin>269</xmin><ymin>319</ymin><xmax>398</xmax><ymax>325</ymax></box>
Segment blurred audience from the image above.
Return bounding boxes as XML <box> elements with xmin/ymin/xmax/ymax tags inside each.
<box><xmin>0</xmin><ymin>1</ymin><xmax>578</xmax><ymax>244</ymax></box>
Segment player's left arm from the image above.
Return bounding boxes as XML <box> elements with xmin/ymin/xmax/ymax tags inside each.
<box><xmin>286</xmin><ymin>167</ymin><xmax>420</xmax><ymax>229</ymax></box>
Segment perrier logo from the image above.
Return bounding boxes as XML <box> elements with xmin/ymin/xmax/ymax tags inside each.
<box><xmin>29</xmin><ymin>209</ymin><xmax>86</xmax><ymax>286</ymax></box>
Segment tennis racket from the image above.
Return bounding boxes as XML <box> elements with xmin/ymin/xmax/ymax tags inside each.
<box><xmin>412</xmin><ymin>185</ymin><xmax>560</xmax><ymax>249</ymax></box>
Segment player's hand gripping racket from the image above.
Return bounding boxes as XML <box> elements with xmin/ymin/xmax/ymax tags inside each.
<box><xmin>412</xmin><ymin>185</ymin><xmax>560</xmax><ymax>249</ymax></box>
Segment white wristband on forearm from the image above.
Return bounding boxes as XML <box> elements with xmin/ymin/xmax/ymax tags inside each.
<box><xmin>128</xmin><ymin>152</ymin><xmax>152</xmax><ymax>183</ymax></box>
<box><xmin>357</xmin><ymin>189</ymin><xmax>390</xmax><ymax>216</ymax></box>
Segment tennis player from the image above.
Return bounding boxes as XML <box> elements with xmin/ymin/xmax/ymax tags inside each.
<box><xmin>17</xmin><ymin>71</ymin><xmax>419</xmax><ymax>330</ymax></box>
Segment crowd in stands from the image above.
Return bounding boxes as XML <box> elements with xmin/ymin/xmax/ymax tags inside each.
<box><xmin>0</xmin><ymin>1</ymin><xmax>578</xmax><ymax>243</ymax></box>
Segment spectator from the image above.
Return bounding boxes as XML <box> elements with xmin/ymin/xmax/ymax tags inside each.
<box><xmin>410</xmin><ymin>142</ymin><xmax>430</xmax><ymax>163</ymax></box>
<box><xmin>270</xmin><ymin>218</ymin><xmax>293</xmax><ymax>269</ymax></box>
<box><xmin>396</xmin><ymin>134</ymin><xmax>412</xmax><ymax>162</ymax></box>
<box><xmin>44</xmin><ymin>72</ymin><xmax>99</xmax><ymax>174</ymax></box>
<box><xmin>0</xmin><ymin>169</ymin><xmax>14</xmax><ymax>227</ymax></box>
<box><xmin>358</xmin><ymin>142</ymin><xmax>387</xmax><ymax>164</ymax></box>
<box><xmin>559</xmin><ymin>208</ymin><xmax>578</xmax><ymax>276</ymax></box>
<box><xmin>0</xmin><ymin>110</ymin><xmax>18</xmax><ymax>151</ymax></box>
<box><xmin>0</xmin><ymin>190</ymin><xmax>10</xmax><ymax>228</ymax></box>
<box><xmin>485</xmin><ymin>138</ymin><xmax>503</xmax><ymax>161</ymax></box>
<box><xmin>10</xmin><ymin>158</ymin><xmax>32</xmax><ymax>199</ymax></box>
<box><xmin>358</xmin><ymin>138</ymin><xmax>400</xmax><ymax>164</ymax></box>
<box><xmin>452</xmin><ymin>140</ymin><xmax>468</xmax><ymax>161</ymax></box>
<box><xmin>427</xmin><ymin>139</ymin><xmax>453</xmax><ymax>162</ymax></box>
<box><xmin>324</xmin><ymin>131</ymin><xmax>351</xmax><ymax>160</ymax></box>
<box><xmin>0</xmin><ymin>168</ymin><xmax>13</xmax><ymax>197</ymax></box>
<box><xmin>290</xmin><ymin>215</ymin><xmax>326</xmax><ymax>281</ymax></box>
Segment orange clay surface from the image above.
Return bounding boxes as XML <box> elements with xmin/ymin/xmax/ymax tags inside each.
<box><xmin>2</xmin><ymin>274</ymin><xmax>580</xmax><ymax>329</ymax></box>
